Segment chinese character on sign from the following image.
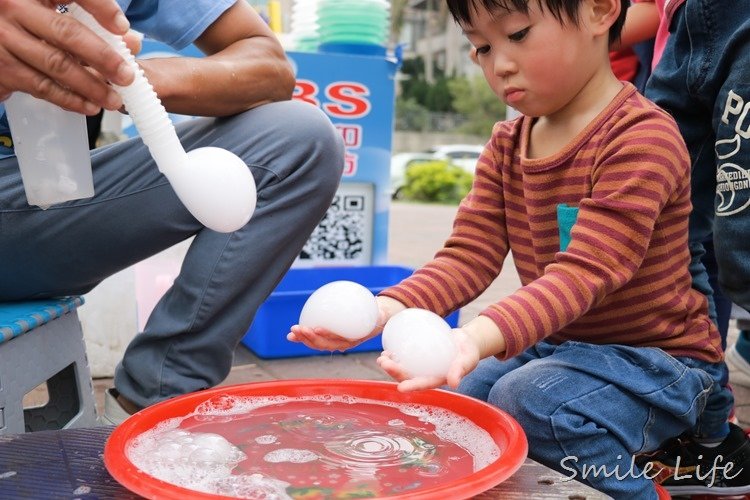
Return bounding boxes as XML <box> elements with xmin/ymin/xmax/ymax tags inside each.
<box><xmin>343</xmin><ymin>152</ymin><xmax>358</xmax><ymax>176</ymax></box>
<box><xmin>336</xmin><ymin>125</ymin><xmax>362</xmax><ymax>149</ymax></box>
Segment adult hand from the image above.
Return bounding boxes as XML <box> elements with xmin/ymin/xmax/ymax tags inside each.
<box><xmin>376</xmin><ymin>327</ymin><xmax>481</xmax><ymax>392</ymax></box>
<box><xmin>0</xmin><ymin>0</ymin><xmax>135</xmax><ymax>114</ymax></box>
<box><xmin>122</xmin><ymin>30</ymin><xmax>143</xmax><ymax>58</ymax></box>
<box><xmin>287</xmin><ymin>296</ymin><xmax>407</xmax><ymax>352</ymax></box>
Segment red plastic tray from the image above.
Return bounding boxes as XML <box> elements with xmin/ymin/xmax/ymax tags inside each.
<box><xmin>104</xmin><ymin>379</ymin><xmax>528</xmax><ymax>499</ymax></box>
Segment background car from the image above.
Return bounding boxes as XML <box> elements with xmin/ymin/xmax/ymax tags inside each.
<box><xmin>390</xmin><ymin>144</ymin><xmax>484</xmax><ymax>199</ymax></box>
<box><xmin>425</xmin><ymin>144</ymin><xmax>484</xmax><ymax>173</ymax></box>
<box><xmin>389</xmin><ymin>152</ymin><xmax>435</xmax><ymax>199</ymax></box>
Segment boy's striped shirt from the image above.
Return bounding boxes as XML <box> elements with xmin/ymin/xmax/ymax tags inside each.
<box><xmin>381</xmin><ymin>84</ymin><xmax>722</xmax><ymax>362</ymax></box>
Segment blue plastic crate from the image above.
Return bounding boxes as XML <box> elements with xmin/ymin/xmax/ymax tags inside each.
<box><xmin>241</xmin><ymin>266</ymin><xmax>460</xmax><ymax>359</ymax></box>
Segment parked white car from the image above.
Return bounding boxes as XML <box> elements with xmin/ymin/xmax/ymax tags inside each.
<box><xmin>390</xmin><ymin>144</ymin><xmax>484</xmax><ymax>199</ymax></box>
<box><xmin>425</xmin><ymin>144</ymin><xmax>484</xmax><ymax>173</ymax></box>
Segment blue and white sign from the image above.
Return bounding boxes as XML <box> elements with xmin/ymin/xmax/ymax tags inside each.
<box><xmin>289</xmin><ymin>50</ymin><xmax>398</xmax><ymax>267</ymax></box>
<box><xmin>129</xmin><ymin>41</ymin><xmax>398</xmax><ymax>267</ymax></box>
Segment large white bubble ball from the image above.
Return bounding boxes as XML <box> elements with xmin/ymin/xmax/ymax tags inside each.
<box><xmin>382</xmin><ymin>308</ymin><xmax>457</xmax><ymax>378</ymax></box>
<box><xmin>299</xmin><ymin>280</ymin><xmax>379</xmax><ymax>340</ymax></box>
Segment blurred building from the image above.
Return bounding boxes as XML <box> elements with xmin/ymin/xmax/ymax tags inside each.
<box><xmin>400</xmin><ymin>0</ymin><xmax>479</xmax><ymax>81</ymax></box>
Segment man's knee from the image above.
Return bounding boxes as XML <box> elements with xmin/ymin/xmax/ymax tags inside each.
<box><xmin>244</xmin><ymin>100</ymin><xmax>343</xmax><ymax>193</ymax></box>
<box><xmin>287</xmin><ymin>101</ymin><xmax>344</xmax><ymax>200</ymax></box>
<box><xmin>289</xmin><ymin>100</ymin><xmax>344</xmax><ymax>163</ymax></box>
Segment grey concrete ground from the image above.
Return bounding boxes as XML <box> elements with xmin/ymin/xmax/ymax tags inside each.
<box><xmin>75</xmin><ymin>201</ymin><xmax>750</xmax><ymax>426</ymax></box>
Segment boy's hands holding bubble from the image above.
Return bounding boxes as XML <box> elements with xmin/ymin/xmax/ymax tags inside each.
<box><xmin>287</xmin><ymin>279</ymin><xmax>507</xmax><ymax>393</ymax></box>
<box><xmin>287</xmin><ymin>283</ymin><xmax>406</xmax><ymax>352</ymax></box>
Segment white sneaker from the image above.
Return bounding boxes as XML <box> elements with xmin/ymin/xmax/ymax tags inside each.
<box><xmin>726</xmin><ymin>344</ymin><xmax>750</xmax><ymax>389</ymax></box>
<box><xmin>98</xmin><ymin>388</ymin><xmax>133</xmax><ymax>426</ymax></box>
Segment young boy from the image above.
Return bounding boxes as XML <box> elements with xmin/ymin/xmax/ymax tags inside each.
<box><xmin>290</xmin><ymin>0</ymin><xmax>740</xmax><ymax>497</ymax></box>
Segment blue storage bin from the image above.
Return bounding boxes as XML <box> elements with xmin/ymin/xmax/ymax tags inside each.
<box><xmin>241</xmin><ymin>266</ymin><xmax>460</xmax><ymax>359</ymax></box>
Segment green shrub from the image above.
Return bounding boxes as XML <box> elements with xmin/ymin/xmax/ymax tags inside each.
<box><xmin>402</xmin><ymin>160</ymin><xmax>473</xmax><ymax>204</ymax></box>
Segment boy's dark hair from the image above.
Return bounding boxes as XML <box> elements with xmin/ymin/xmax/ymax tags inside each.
<box><xmin>446</xmin><ymin>0</ymin><xmax>628</xmax><ymax>45</ymax></box>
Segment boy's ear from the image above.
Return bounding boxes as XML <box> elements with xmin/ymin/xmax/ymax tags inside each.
<box><xmin>582</xmin><ymin>0</ymin><xmax>622</xmax><ymax>37</ymax></box>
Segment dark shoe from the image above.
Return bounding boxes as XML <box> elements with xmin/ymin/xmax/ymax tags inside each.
<box><xmin>638</xmin><ymin>423</ymin><xmax>750</xmax><ymax>496</ymax></box>
<box><xmin>97</xmin><ymin>388</ymin><xmax>134</xmax><ymax>426</ymax></box>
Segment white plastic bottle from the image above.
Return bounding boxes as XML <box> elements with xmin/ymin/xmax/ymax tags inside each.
<box><xmin>4</xmin><ymin>92</ymin><xmax>93</xmax><ymax>208</ymax></box>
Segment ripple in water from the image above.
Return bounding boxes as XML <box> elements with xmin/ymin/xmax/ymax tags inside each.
<box><xmin>322</xmin><ymin>430</ymin><xmax>438</xmax><ymax>476</ymax></box>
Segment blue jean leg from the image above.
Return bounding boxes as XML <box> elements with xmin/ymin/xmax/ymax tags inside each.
<box><xmin>703</xmin><ymin>238</ymin><xmax>732</xmax><ymax>346</ymax></box>
<box><xmin>0</xmin><ymin>100</ymin><xmax>345</xmax><ymax>407</ymax></box>
<box><xmin>458</xmin><ymin>342</ymin><xmax>713</xmax><ymax>499</ymax></box>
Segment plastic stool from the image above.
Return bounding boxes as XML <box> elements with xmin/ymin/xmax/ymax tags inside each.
<box><xmin>0</xmin><ymin>297</ymin><xmax>97</xmax><ymax>435</ymax></box>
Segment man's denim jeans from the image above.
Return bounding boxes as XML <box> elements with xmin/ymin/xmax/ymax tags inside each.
<box><xmin>0</xmin><ymin>101</ymin><xmax>345</xmax><ymax>408</ymax></box>
<box><xmin>457</xmin><ymin>341</ymin><xmax>717</xmax><ymax>499</ymax></box>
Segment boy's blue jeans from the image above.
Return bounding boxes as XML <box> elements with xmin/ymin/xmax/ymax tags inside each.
<box><xmin>645</xmin><ymin>0</ymin><xmax>750</xmax><ymax>435</ymax></box>
<box><xmin>457</xmin><ymin>341</ymin><xmax>719</xmax><ymax>499</ymax></box>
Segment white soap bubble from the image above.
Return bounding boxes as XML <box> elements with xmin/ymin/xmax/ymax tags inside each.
<box><xmin>192</xmin><ymin>433</ymin><xmax>235</xmax><ymax>458</ymax></box>
<box><xmin>299</xmin><ymin>280</ymin><xmax>379</xmax><ymax>340</ymax></box>
<box><xmin>180</xmin><ymin>443</ymin><xmax>200</xmax><ymax>458</ymax></box>
<box><xmin>161</xmin><ymin>429</ymin><xmax>191</xmax><ymax>441</ymax></box>
<box><xmin>189</xmin><ymin>447</ymin><xmax>225</xmax><ymax>466</ymax></box>
<box><xmin>155</xmin><ymin>442</ymin><xmax>183</xmax><ymax>461</ymax></box>
<box><xmin>382</xmin><ymin>308</ymin><xmax>457</xmax><ymax>378</ymax></box>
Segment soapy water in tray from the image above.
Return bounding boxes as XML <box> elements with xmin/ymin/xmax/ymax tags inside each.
<box><xmin>126</xmin><ymin>394</ymin><xmax>501</xmax><ymax>499</ymax></box>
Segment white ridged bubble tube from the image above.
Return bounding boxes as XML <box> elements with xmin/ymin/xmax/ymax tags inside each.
<box><xmin>68</xmin><ymin>4</ymin><xmax>256</xmax><ymax>233</ymax></box>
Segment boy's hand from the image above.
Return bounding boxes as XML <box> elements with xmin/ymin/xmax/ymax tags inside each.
<box><xmin>287</xmin><ymin>324</ymin><xmax>376</xmax><ymax>352</ymax></box>
<box><xmin>376</xmin><ymin>327</ymin><xmax>481</xmax><ymax>392</ymax></box>
<box><xmin>287</xmin><ymin>296</ymin><xmax>407</xmax><ymax>352</ymax></box>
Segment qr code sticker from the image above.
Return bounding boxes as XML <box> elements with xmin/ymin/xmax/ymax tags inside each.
<box><xmin>297</xmin><ymin>183</ymin><xmax>373</xmax><ymax>265</ymax></box>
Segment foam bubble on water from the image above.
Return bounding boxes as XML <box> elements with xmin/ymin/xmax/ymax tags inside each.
<box><xmin>155</xmin><ymin>442</ymin><xmax>183</xmax><ymax>461</ymax></box>
<box><xmin>128</xmin><ymin>428</ymin><xmax>247</xmax><ymax>494</ymax></box>
<box><xmin>396</xmin><ymin>404</ymin><xmax>500</xmax><ymax>470</ymax></box>
<box><xmin>160</xmin><ymin>429</ymin><xmax>191</xmax><ymax>440</ymax></box>
<box><xmin>255</xmin><ymin>434</ymin><xmax>278</xmax><ymax>444</ymax></box>
<box><xmin>194</xmin><ymin>394</ymin><xmax>292</xmax><ymax>416</ymax></box>
<box><xmin>263</xmin><ymin>448</ymin><xmax>319</xmax><ymax>464</ymax></box>
<box><xmin>192</xmin><ymin>433</ymin><xmax>236</xmax><ymax>457</ymax></box>
<box><xmin>214</xmin><ymin>474</ymin><xmax>292</xmax><ymax>499</ymax></box>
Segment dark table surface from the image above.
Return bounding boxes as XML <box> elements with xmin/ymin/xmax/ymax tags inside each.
<box><xmin>0</xmin><ymin>426</ymin><xmax>608</xmax><ymax>499</ymax></box>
